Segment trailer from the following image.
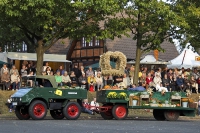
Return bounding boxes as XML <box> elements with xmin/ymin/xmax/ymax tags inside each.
<box><xmin>96</xmin><ymin>90</ymin><xmax>196</xmax><ymax>121</ymax></box>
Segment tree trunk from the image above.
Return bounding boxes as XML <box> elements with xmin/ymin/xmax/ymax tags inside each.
<box><xmin>133</xmin><ymin>47</ymin><xmax>142</xmax><ymax>85</ymax></box>
<box><xmin>36</xmin><ymin>40</ymin><xmax>45</xmax><ymax>75</ymax></box>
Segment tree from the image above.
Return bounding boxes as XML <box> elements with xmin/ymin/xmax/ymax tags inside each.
<box><xmin>105</xmin><ymin>0</ymin><xmax>185</xmax><ymax>84</ymax></box>
<box><xmin>0</xmin><ymin>0</ymin><xmax>125</xmax><ymax>74</ymax></box>
<box><xmin>169</xmin><ymin>0</ymin><xmax>200</xmax><ymax>53</ymax></box>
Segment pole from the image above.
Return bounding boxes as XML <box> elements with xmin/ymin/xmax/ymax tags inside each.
<box><xmin>181</xmin><ymin>50</ymin><xmax>187</xmax><ymax>65</ymax></box>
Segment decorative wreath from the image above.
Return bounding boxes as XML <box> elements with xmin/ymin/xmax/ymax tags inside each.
<box><xmin>99</xmin><ymin>51</ymin><xmax>127</xmax><ymax>76</ymax></box>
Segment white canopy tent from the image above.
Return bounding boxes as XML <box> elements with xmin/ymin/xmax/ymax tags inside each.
<box><xmin>167</xmin><ymin>49</ymin><xmax>200</xmax><ymax>69</ymax></box>
<box><xmin>127</xmin><ymin>55</ymin><xmax>171</xmax><ymax>65</ymax></box>
<box><xmin>7</xmin><ymin>52</ymin><xmax>71</xmax><ymax>62</ymax></box>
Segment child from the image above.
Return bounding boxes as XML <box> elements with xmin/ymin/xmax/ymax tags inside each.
<box><xmin>7</xmin><ymin>95</ymin><xmax>14</xmax><ymax>112</ymax></box>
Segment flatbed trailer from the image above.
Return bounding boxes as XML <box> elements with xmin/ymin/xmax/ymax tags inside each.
<box><xmin>96</xmin><ymin>90</ymin><xmax>196</xmax><ymax>121</ymax></box>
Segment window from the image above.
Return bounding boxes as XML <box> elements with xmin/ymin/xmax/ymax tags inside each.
<box><xmin>82</xmin><ymin>37</ymin><xmax>86</xmax><ymax>47</ymax></box>
<box><xmin>89</xmin><ymin>39</ymin><xmax>93</xmax><ymax>46</ymax></box>
<box><xmin>95</xmin><ymin>38</ymin><xmax>99</xmax><ymax>46</ymax></box>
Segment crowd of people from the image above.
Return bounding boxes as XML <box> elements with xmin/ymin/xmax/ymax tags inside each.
<box><xmin>1</xmin><ymin>61</ymin><xmax>200</xmax><ymax>94</ymax></box>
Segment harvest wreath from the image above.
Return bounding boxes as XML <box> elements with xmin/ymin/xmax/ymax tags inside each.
<box><xmin>100</xmin><ymin>51</ymin><xmax>127</xmax><ymax>76</ymax></box>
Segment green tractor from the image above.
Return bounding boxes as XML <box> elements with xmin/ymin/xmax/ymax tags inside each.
<box><xmin>11</xmin><ymin>75</ymin><xmax>87</xmax><ymax>120</ymax></box>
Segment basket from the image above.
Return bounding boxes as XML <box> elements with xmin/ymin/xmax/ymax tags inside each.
<box><xmin>189</xmin><ymin>102</ymin><xmax>197</xmax><ymax>109</ymax></box>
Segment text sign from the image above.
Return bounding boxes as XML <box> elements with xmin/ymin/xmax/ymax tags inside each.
<box><xmin>195</xmin><ymin>56</ymin><xmax>200</xmax><ymax>61</ymax></box>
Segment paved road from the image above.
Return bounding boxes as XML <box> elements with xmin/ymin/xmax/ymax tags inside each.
<box><xmin>0</xmin><ymin>118</ymin><xmax>200</xmax><ymax>133</ymax></box>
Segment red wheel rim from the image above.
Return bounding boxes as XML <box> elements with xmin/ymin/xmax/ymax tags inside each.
<box><xmin>167</xmin><ymin>111</ymin><xmax>176</xmax><ymax>119</ymax></box>
<box><xmin>67</xmin><ymin>104</ymin><xmax>79</xmax><ymax>117</ymax></box>
<box><xmin>33</xmin><ymin>104</ymin><xmax>45</xmax><ymax>117</ymax></box>
<box><xmin>115</xmin><ymin>106</ymin><xmax>126</xmax><ymax>118</ymax></box>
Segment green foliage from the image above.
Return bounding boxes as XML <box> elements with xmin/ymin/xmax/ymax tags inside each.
<box><xmin>168</xmin><ymin>0</ymin><xmax>200</xmax><ymax>52</ymax></box>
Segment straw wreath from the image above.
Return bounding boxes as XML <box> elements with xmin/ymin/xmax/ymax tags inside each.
<box><xmin>100</xmin><ymin>51</ymin><xmax>127</xmax><ymax>76</ymax></box>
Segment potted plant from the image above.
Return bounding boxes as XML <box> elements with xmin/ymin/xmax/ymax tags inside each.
<box><xmin>181</xmin><ymin>98</ymin><xmax>189</xmax><ymax>108</ymax></box>
<box><xmin>107</xmin><ymin>92</ymin><xmax>118</xmax><ymax>98</ymax></box>
<box><xmin>132</xmin><ymin>96</ymin><xmax>139</xmax><ymax>106</ymax></box>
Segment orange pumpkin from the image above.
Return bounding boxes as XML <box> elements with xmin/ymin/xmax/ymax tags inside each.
<box><xmin>104</xmin><ymin>85</ymin><xmax>111</xmax><ymax>89</ymax></box>
<box><xmin>112</xmin><ymin>85</ymin><xmax>118</xmax><ymax>89</ymax></box>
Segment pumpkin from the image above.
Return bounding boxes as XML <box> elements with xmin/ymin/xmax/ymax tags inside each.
<box><xmin>112</xmin><ymin>85</ymin><xmax>118</xmax><ymax>89</ymax></box>
<box><xmin>104</xmin><ymin>85</ymin><xmax>111</xmax><ymax>89</ymax></box>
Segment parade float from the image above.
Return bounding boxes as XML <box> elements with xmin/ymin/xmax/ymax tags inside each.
<box><xmin>96</xmin><ymin>51</ymin><xmax>197</xmax><ymax>121</ymax></box>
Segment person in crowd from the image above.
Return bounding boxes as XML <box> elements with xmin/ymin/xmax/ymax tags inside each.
<box><xmin>196</xmin><ymin>77</ymin><xmax>200</xmax><ymax>93</ymax></box>
<box><xmin>20</xmin><ymin>64</ymin><xmax>28</xmax><ymax>77</ymax></box>
<box><xmin>183</xmin><ymin>75</ymin><xmax>190</xmax><ymax>91</ymax></box>
<box><xmin>72</xmin><ymin>64</ymin><xmax>81</xmax><ymax>78</ymax></box>
<box><xmin>129</xmin><ymin>66</ymin><xmax>135</xmax><ymax>84</ymax></box>
<box><xmin>190</xmin><ymin>76</ymin><xmax>198</xmax><ymax>94</ymax></box>
<box><xmin>10</xmin><ymin>65</ymin><xmax>19</xmax><ymax>75</ymax></box>
<box><xmin>121</xmin><ymin>73</ymin><xmax>131</xmax><ymax>88</ymax></box>
<box><xmin>79</xmin><ymin>73</ymin><xmax>88</xmax><ymax>90</ymax></box>
<box><xmin>27</xmin><ymin>63</ymin><xmax>34</xmax><ymax>74</ymax></box>
<box><xmin>80</xmin><ymin>66</ymin><xmax>86</xmax><ymax>76</ymax></box>
<box><xmin>1</xmin><ymin>71</ymin><xmax>10</xmax><ymax>90</ymax></box>
<box><xmin>168</xmin><ymin>75</ymin><xmax>176</xmax><ymax>91</ymax></box>
<box><xmin>173</xmin><ymin>68</ymin><xmax>179</xmax><ymax>79</ymax></box>
<box><xmin>146</xmin><ymin>72</ymin><xmax>153</xmax><ymax>89</ymax></box>
<box><xmin>57</xmin><ymin>65</ymin><xmax>65</xmax><ymax>75</ymax></box>
<box><xmin>176</xmin><ymin>74</ymin><xmax>185</xmax><ymax>92</ymax></box>
<box><xmin>154</xmin><ymin>68</ymin><xmax>161</xmax><ymax>78</ymax></box>
<box><xmin>94</xmin><ymin>68</ymin><xmax>101</xmax><ymax>77</ymax></box>
<box><xmin>103</xmin><ymin>74</ymin><xmax>113</xmax><ymax>86</ymax></box>
<box><xmin>43</xmin><ymin>62</ymin><xmax>51</xmax><ymax>72</ymax></box>
<box><xmin>27</xmin><ymin>71</ymin><xmax>34</xmax><ymax>87</ymax></box>
<box><xmin>90</xmin><ymin>97</ymin><xmax>99</xmax><ymax>112</ymax></box>
<box><xmin>124</xmin><ymin>67</ymin><xmax>129</xmax><ymax>76</ymax></box>
<box><xmin>95</xmin><ymin>72</ymin><xmax>103</xmax><ymax>91</ymax></box>
<box><xmin>11</xmin><ymin>71</ymin><xmax>20</xmax><ymax>91</ymax></box>
<box><xmin>167</xmin><ymin>69</ymin><xmax>173</xmax><ymax>78</ymax></box>
<box><xmin>50</xmin><ymin>70</ymin><xmax>54</xmax><ymax>76</ymax></box>
<box><xmin>161</xmin><ymin>67</ymin><xmax>168</xmax><ymax>79</ymax></box>
<box><xmin>70</xmin><ymin>71</ymin><xmax>78</xmax><ymax>86</ymax></box>
<box><xmin>1</xmin><ymin>64</ymin><xmax>9</xmax><ymax>76</ymax></box>
<box><xmin>142</xmin><ymin>66</ymin><xmax>148</xmax><ymax>76</ymax></box>
<box><xmin>192</xmin><ymin>68</ymin><xmax>200</xmax><ymax>80</ymax></box>
<box><xmin>55</xmin><ymin>71</ymin><xmax>62</xmax><ymax>86</ymax></box>
<box><xmin>88</xmin><ymin>74</ymin><xmax>96</xmax><ymax>91</ymax></box>
<box><xmin>7</xmin><ymin>95</ymin><xmax>15</xmax><ymax>112</ymax></box>
<box><xmin>153</xmin><ymin>73</ymin><xmax>162</xmax><ymax>91</ymax></box>
<box><xmin>156</xmin><ymin>83</ymin><xmax>169</xmax><ymax>92</ymax></box>
<box><xmin>113</xmin><ymin>75</ymin><xmax>123</xmax><ymax>85</ymax></box>
<box><xmin>128</xmin><ymin>83</ymin><xmax>146</xmax><ymax>91</ymax></box>
<box><xmin>139</xmin><ymin>72</ymin><xmax>146</xmax><ymax>88</ymax></box>
<box><xmin>86</xmin><ymin>66</ymin><xmax>94</xmax><ymax>78</ymax></box>
<box><xmin>62</xmin><ymin>71</ymin><xmax>71</xmax><ymax>86</ymax></box>
<box><xmin>150</xmin><ymin>69</ymin><xmax>155</xmax><ymax>78</ymax></box>
<box><xmin>81</xmin><ymin>99</ymin><xmax>94</xmax><ymax>115</ymax></box>
<box><xmin>46</xmin><ymin>67</ymin><xmax>51</xmax><ymax>75</ymax></box>
<box><xmin>162</xmin><ymin>74</ymin><xmax>169</xmax><ymax>91</ymax></box>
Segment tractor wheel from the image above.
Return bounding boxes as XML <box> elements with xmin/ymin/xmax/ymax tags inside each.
<box><xmin>164</xmin><ymin>110</ymin><xmax>180</xmax><ymax>121</ymax></box>
<box><xmin>63</xmin><ymin>102</ymin><xmax>81</xmax><ymax>120</ymax></box>
<box><xmin>100</xmin><ymin>104</ymin><xmax>113</xmax><ymax>120</ymax></box>
<box><xmin>29</xmin><ymin>100</ymin><xmax>47</xmax><ymax>120</ymax></box>
<box><xmin>50</xmin><ymin>109</ymin><xmax>64</xmax><ymax>120</ymax></box>
<box><xmin>112</xmin><ymin>104</ymin><xmax>128</xmax><ymax>120</ymax></box>
<box><xmin>153</xmin><ymin>109</ymin><xmax>166</xmax><ymax>121</ymax></box>
<box><xmin>15</xmin><ymin>106</ymin><xmax>30</xmax><ymax>120</ymax></box>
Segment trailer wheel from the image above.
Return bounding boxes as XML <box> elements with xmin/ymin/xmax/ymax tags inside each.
<box><xmin>15</xmin><ymin>106</ymin><xmax>30</xmax><ymax>120</ymax></box>
<box><xmin>112</xmin><ymin>105</ymin><xmax>128</xmax><ymax>120</ymax></box>
<box><xmin>50</xmin><ymin>109</ymin><xmax>64</xmax><ymax>120</ymax></box>
<box><xmin>63</xmin><ymin>102</ymin><xmax>81</xmax><ymax>120</ymax></box>
<box><xmin>164</xmin><ymin>110</ymin><xmax>180</xmax><ymax>121</ymax></box>
<box><xmin>29</xmin><ymin>100</ymin><xmax>47</xmax><ymax>120</ymax></box>
<box><xmin>153</xmin><ymin>109</ymin><xmax>166</xmax><ymax>121</ymax></box>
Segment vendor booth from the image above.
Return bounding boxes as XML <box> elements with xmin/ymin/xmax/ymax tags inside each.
<box><xmin>7</xmin><ymin>52</ymin><xmax>71</xmax><ymax>71</ymax></box>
